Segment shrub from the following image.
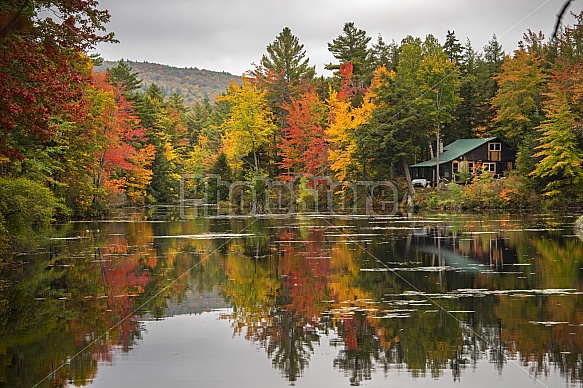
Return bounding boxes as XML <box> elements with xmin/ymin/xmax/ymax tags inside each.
<box><xmin>414</xmin><ymin>184</ymin><xmax>465</xmax><ymax>211</ymax></box>
<box><xmin>0</xmin><ymin>177</ymin><xmax>57</xmax><ymax>237</ymax></box>
<box><xmin>414</xmin><ymin>172</ymin><xmax>538</xmax><ymax>211</ymax></box>
<box><xmin>296</xmin><ymin>176</ymin><xmax>316</xmax><ymax>212</ymax></box>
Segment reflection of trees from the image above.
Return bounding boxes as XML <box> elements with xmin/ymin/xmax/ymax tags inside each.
<box><xmin>142</xmin><ymin>217</ymin><xmax>232</xmax><ymax>318</ymax></box>
<box><xmin>0</xmin><ymin>221</ymin><xmax>162</xmax><ymax>387</ymax></box>
<box><xmin>265</xmin><ymin>310</ymin><xmax>319</xmax><ymax>384</ymax></box>
<box><xmin>172</xmin><ymin>214</ymin><xmax>583</xmax><ymax>387</ymax></box>
<box><xmin>492</xmin><ymin>236</ymin><xmax>583</xmax><ymax>383</ymax></box>
<box><xmin>219</xmin><ymin>225</ymin><xmax>332</xmax><ymax>383</ymax></box>
<box><xmin>5</xmin><ymin>213</ymin><xmax>583</xmax><ymax>387</ymax></box>
<box><xmin>147</xmin><ymin>214</ymin><xmax>583</xmax><ymax>387</ymax></box>
<box><xmin>217</xmin><ymin>219</ymin><xmax>505</xmax><ymax>385</ymax></box>
<box><xmin>267</xmin><ymin>229</ymin><xmax>332</xmax><ymax>382</ymax></box>
<box><xmin>416</xmin><ymin>217</ymin><xmax>583</xmax><ymax>384</ymax></box>
<box><xmin>333</xmin><ymin>311</ymin><xmax>382</xmax><ymax>386</ymax></box>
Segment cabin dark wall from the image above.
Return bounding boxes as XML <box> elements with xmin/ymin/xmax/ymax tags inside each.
<box><xmin>410</xmin><ymin>139</ymin><xmax>516</xmax><ymax>183</ymax></box>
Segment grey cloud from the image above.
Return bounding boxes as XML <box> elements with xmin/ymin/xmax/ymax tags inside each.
<box><xmin>95</xmin><ymin>0</ymin><xmax>582</xmax><ymax>75</ymax></box>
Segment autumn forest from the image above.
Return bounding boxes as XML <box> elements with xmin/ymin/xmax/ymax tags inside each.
<box><xmin>2</xmin><ymin>2</ymin><xmax>583</xmax><ymax>241</ymax></box>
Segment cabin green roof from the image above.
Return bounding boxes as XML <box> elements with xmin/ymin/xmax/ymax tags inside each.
<box><xmin>410</xmin><ymin>137</ymin><xmax>497</xmax><ymax>168</ymax></box>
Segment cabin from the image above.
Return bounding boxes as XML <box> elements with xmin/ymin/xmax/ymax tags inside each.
<box><xmin>409</xmin><ymin>137</ymin><xmax>515</xmax><ymax>184</ymax></box>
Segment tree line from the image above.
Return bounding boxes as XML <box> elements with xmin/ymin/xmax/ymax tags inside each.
<box><xmin>180</xmin><ymin>19</ymin><xmax>583</xmax><ymax>210</ymax></box>
<box><xmin>1</xmin><ymin>1</ymin><xmax>583</xmax><ymax>239</ymax></box>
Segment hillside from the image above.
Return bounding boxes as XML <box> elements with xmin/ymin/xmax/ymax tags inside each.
<box><xmin>94</xmin><ymin>60</ymin><xmax>241</xmax><ymax>106</ymax></box>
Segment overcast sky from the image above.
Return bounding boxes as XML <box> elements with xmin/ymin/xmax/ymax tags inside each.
<box><xmin>92</xmin><ymin>0</ymin><xmax>583</xmax><ymax>76</ymax></box>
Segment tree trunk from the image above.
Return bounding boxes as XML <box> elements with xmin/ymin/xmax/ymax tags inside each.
<box><xmin>402</xmin><ymin>155</ymin><xmax>416</xmax><ymax>198</ymax></box>
<box><xmin>254</xmin><ymin>150</ymin><xmax>259</xmax><ymax>173</ymax></box>
<box><xmin>93</xmin><ymin>153</ymin><xmax>105</xmax><ymax>210</ymax></box>
<box><xmin>576</xmin><ymin>215</ymin><xmax>583</xmax><ymax>242</ymax></box>
<box><xmin>435</xmin><ymin>91</ymin><xmax>442</xmax><ymax>191</ymax></box>
<box><xmin>435</xmin><ymin>120</ymin><xmax>441</xmax><ymax>191</ymax></box>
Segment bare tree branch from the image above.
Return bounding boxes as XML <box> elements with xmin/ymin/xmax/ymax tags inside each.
<box><xmin>553</xmin><ymin>0</ymin><xmax>575</xmax><ymax>41</ymax></box>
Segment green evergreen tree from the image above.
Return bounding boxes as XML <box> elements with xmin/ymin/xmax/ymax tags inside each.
<box><xmin>137</xmin><ymin>83</ymin><xmax>164</xmax><ymax>128</ymax></box>
<box><xmin>478</xmin><ymin>34</ymin><xmax>506</xmax><ymax>123</ymax></box>
<box><xmin>261</xmin><ymin>27</ymin><xmax>315</xmax><ymax>83</ymax></box>
<box><xmin>444</xmin><ymin>30</ymin><xmax>463</xmax><ymax>64</ymax></box>
<box><xmin>529</xmin><ymin>85</ymin><xmax>583</xmax><ymax>201</ymax></box>
<box><xmin>207</xmin><ymin>152</ymin><xmax>231</xmax><ymax>203</ymax></box>
<box><xmin>168</xmin><ymin>92</ymin><xmax>188</xmax><ymax>114</ymax></box>
<box><xmin>449</xmin><ymin>38</ymin><xmax>483</xmax><ymax>140</ymax></box>
<box><xmin>250</xmin><ymin>27</ymin><xmax>316</xmax><ymax>177</ymax></box>
<box><xmin>326</xmin><ymin>22</ymin><xmax>373</xmax><ymax>85</ymax></box>
<box><xmin>145</xmin><ymin>83</ymin><xmax>164</xmax><ymax>102</ymax></box>
<box><xmin>417</xmin><ymin>36</ymin><xmax>461</xmax><ymax>186</ymax></box>
<box><xmin>483</xmin><ymin>34</ymin><xmax>505</xmax><ymax>65</ymax></box>
<box><xmin>106</xmin><ymin>60</ymin><xmax>142</xmax><ymax>97</ymax></box>
<box><xmin>186</xmin><ymin>98</ymin><xmax>214</xmax><ymax>145</ymax></box>
<box><xmin>371</xmin><ymin>35</ymin><xmax>399</xmax><ymax>71</ymax></box>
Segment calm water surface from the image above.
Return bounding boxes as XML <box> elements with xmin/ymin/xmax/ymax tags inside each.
<box><xmin>2</xmin><ymin>210</ymin><xmax>583</xmax><ymax>387</ymax></box>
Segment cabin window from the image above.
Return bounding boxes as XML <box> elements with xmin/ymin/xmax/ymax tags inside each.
<box><xmin>458</xmin><ymin>160</ymin><xmax>471</xmax><ymax>174</ymax></box>
<box><xmin>483</xmin><ymin>162</ymin><xmax>496</xmax><ymax>173</ymax></box>
<box><xmin>489</xmin><ymin>143</ymin><xmax>501</xmax><ymax>151</ymax></box>
<box><xmin>489</xmin><ymin>142</ymin><xmax>502</xmax><ymax>161</ymax></box>
<box><xmin>468</xmin><ymin>162</ymin><xmax>474</xmax><ymax>173</ymax></box>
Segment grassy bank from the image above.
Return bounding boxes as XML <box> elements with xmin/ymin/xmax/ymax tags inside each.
<box><xmin>411</xmin><ymin>173</ymin><xmax>544</xmax><ymax>212</ymax></box>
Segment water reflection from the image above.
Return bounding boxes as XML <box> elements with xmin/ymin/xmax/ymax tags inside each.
<box><xmin>0</xmin><ymin>212</ymin><xmax>582</xmax><ymax>387</ymax></box>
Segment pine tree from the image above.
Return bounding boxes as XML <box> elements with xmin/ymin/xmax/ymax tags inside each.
<box><xmin>247</xmin><ymin>27</ymin><xmax>316</xmax><ymax>177</ymax></box>
<box><xmin>168</xmin><ymin>92</ymin><xmax>188</xmax><ymax>114</ymax></box>
<box><xmin>326</xmin><ymin>22</ymin><xmax>373</xmax><ymax>85</ymax></box>
<box><xmin>529</xmin><ymin>84</ymin><xmax>583</xmax><ymax>200</ymax></box>
<box><xmin>417</xmin><ymin>37</ymin><xmax>461</xmax><ymax>186</ymax></box>
<box><xmin>261</xmin><ymin>27</ymin><xmax>315</xmax><ymax>84</ymax></box>
<box><xmin>207</xmin><ymin>152</ymin><xmax>231</xmax><ymax>203</ymax></box>
<box><xmin>107</xmin><ymin>60</ymin><xmax>143</xmax><ymax>97</ymax></box>
<box><xmin>449</xmin><ymin>38</ymin><xmax>486</xmax><ymax>139</ymax></box>
<box><xmin>186</xmin><ymin>98</ymin><xmax>214</xmax><ymax>145</ymax></box>
<box><xmin>444</xmin><ymin>30</ymin><xmax>463</xmax><ymax>64</ymax></box>
<box><xmin>371</xmin><ymin>35</ymin><xmax>399</xmax><ymax>72</ymax></box>
<box><xmin>483</xmin><ymin>34</ymin><xmax>505</xmax><ymax>65</ymax></box>
<box><xmin>479</xmin><ymin>33</ymin><xmax>506</xmax><ymax>116</ymax></box>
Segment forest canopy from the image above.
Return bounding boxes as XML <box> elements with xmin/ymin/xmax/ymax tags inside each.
<box><xmin>1</xmin><ymin>2</ymin><xmax>583</xmax><ymax>239</ymax></box>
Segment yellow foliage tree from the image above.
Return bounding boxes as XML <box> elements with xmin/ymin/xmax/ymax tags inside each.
<box><xmin>326</xmin><ymin>69</ymin><xmax>380</xmax><ymax>181</ymax></box>
<box><xmin>218</xmin><ymin>79</ymin><xmax>276</xmax><ymax>174</ymax></box>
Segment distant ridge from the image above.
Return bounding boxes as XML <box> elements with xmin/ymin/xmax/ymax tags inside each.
<box><xmin>94</xmin><ymin>60</ymin><xmax>241</xmax><ymax>106</ymax></box>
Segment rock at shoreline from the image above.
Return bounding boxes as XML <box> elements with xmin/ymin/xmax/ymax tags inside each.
<box><xmin>576</xmin><ymin>215</ymin><xmax>583</xmax><ymax>242</ymax></box>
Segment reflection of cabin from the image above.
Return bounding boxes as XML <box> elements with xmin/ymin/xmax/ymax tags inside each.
<box><xmin>409</xmin><ymin>137</ymin><xmax>515</xmax><ymax>183</ymax></box>
<box><xmin>412</xmin><ymin>226</ymin><xmax>519</xmax><ymax>270</ymax></box>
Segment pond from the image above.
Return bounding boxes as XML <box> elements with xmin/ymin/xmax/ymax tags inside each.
<box><xmin>1</xmin><ymin>210</ymin><xmax>583</xmax><ymax>387</ymax></box>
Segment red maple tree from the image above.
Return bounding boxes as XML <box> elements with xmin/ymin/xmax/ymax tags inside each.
<box><xmin>279</xmin><ymin>89</ymin><xmax>328</xmax><ymax>180</ymax></box>
<box><xmin>0</xmin><ymin>0</ymin><xmax>114</xmax><ymax>160</ymax></box>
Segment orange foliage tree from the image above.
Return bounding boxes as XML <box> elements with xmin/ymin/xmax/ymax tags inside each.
<box><xmin>279</xmin><ymin>89</ymin><xmax>328</xmax><ymax>180</ymax></box>
<box><xmin>326</xmin><ymin>63</ymin><xmax>377</xmax><ymax>181</ymax></box>
<box><xmin>91</xmin><ymin>72</ymin><xmax>155</xmax><ymax>210</ymax></box>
